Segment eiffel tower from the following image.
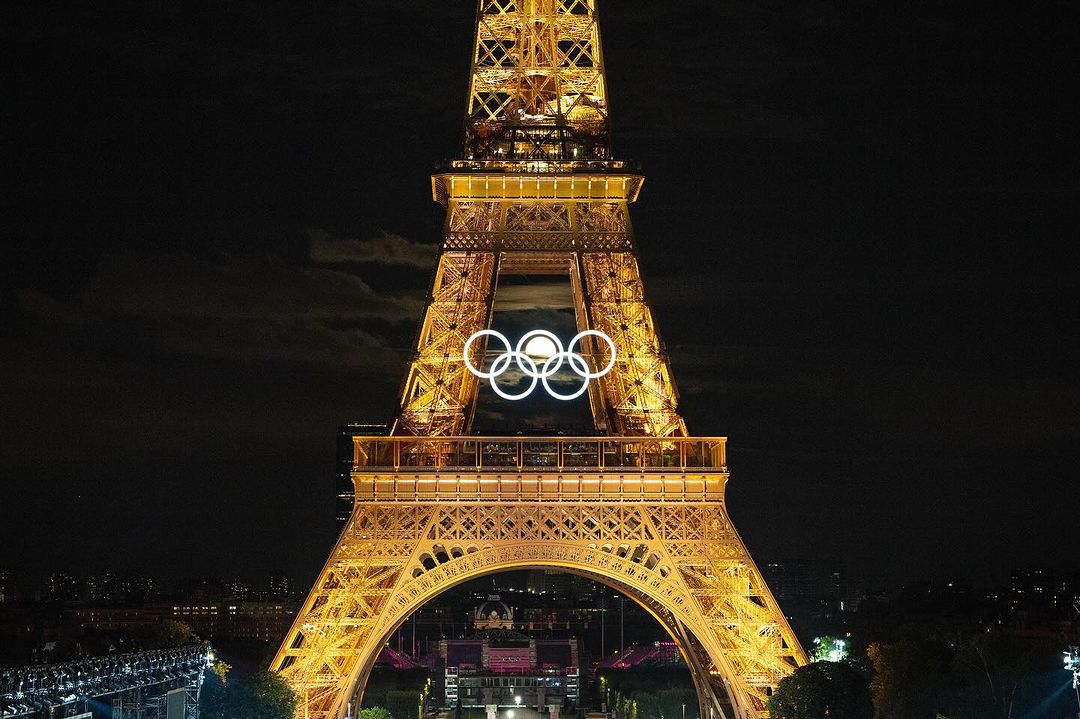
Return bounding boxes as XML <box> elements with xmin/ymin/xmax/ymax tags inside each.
<box><xmin>273</xmin><ymin>2</ymin><xmax>807</xmax><ymax>717</ymax></box>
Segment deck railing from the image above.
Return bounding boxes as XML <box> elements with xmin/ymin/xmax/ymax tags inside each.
<box><xmin>352</xmin><ymin>436</ymin><xmax>726</xmax><ymax>473</ymax></box>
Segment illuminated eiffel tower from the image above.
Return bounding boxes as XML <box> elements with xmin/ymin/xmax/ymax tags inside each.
<box><xmin>273</xmin><ymin>2</ymin><xmax>807</xmax><ymax>718</ymax></box>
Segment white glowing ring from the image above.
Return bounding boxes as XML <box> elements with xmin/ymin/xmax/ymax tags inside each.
<box><xmin>463</xmin><ymin>329</ymin><xmax>511</xmax><ymax>380</ymax></box>
<box><xmin>567</xmin><ymin>330</ymin><xmax>618</xmax><ymax>379</ymax></box>
<box><xmin>489</xmin><ymin>350</ymin><xmax>539</xmax><ymax>401</ymax></box>
<box><xmin>542</xmin><ymin>352</ymin><xmax>591</xmax><ymax>400</ymax></box>
<box><xmin>463</xmin><ymin>328</ymin><xmax>617</xmax><ymax>401</ymax></box>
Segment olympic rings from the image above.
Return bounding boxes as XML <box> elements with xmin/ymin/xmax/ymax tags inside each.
<box><xmin>463</xmin><ymin>329</ymin><xmax>617</xmax><ymax>401</ymax></box>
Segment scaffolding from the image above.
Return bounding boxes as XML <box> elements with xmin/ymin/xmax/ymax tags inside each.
<box><xmin>0</xmin><ymin>645</ymin><xmax>210</xmax><ymax>718</ymax></box>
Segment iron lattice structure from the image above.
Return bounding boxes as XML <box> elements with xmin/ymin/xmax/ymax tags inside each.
<box><xmin>465</xmin><ymin>0</ymin><xmax>609</xmax><ymax>162</ymax></box>
<box><xmin>274</xmin><ymin>2</ymin><xmax>807</xmax><ymax>718</ymax></box>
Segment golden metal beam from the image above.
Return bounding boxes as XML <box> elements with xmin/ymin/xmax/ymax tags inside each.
<box><xmin>465</xmin><ymin>0</ymin><xmax>609</xmax><ymax>162</ymax></box>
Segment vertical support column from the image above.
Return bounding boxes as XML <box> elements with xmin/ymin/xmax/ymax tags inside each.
<box><xmin>581</xmin><ymin>252</ymin><xmax>687</xmax><ymax>437</ymax></box>
<box><xmin>571</xmin><ymin>251</ymin><xmax>613</xmax><ymax>432</ymax></box>
<box><xmin>394</xmin><ymin>252</ymin><xmax>497</xmax><ymax>436</ymax></box>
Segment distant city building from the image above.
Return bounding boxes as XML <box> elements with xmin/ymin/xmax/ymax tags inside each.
<box><xmin>45</xmin><ymin>571</ymin><xmax>81</xmax><ymax>602</ymax></box>
<box><xmin>475</xmin><ymin>596</ymin><xmax>515</xmax><ymax>630</ymax></box>
<box><xmin>523</xmin><ymin>571</ymin><xmax>598</xmax><ymax>599</ymax></box>
<box><xmin>267</xmin><ymin>573</ymin><xmax>294</xmax><ymax>598</ymax></box>
<box><xmin>404</xmin><ymin>598</ymin><xmax>603</xmax><ymax>640</ymax></box>
<box><xmin>170</xmin><ymin>600</ymin><xmax>298</xmax><ymax>642</ymax></box>
<box><xmin>1010</xmin><ymin>567</ymin><xmax>1051</xmax><ymax>604</ymax></box>
<box><xmin>1006</xmin><ymin>567</ymin><xmax>1080</xmax><ymax>628</ymax></box>
<box><xmin>175</xmin><ymin>577</ymin><xmax>231</xmax><ymax>603</ymax></box>
<box><xmin>124</xmin><ymin>574</ymin><xmax>158</xmax><ymax>603</ymax></box>
<box><xmin>59</xmin><ymin>572</ymin><xmax>159</xmax><ymax>605</ymax></box>
<box><xmin>227</xmin><ymin>578</ymin><xmax>251</xmax><ymax>601</ymax></box>
<box><xmin>69</xmin><ymin>600</ymin><xmax>300</xmax><ymax>643</ymax></box>
<box><xmin>85</xmin><ymin>571</ymin><xmax>120</xmax><ymax>603</ymax></box>
<box><xmin>67</xmin><ymin>605</ymin><xmax>159</xmax><ymax>634</ymax></box>
<box><xmin>336</xmin><ymin>423</ymin><xmax>389</xmax><ymax>533</ymax></box>
<box><xmin>1008</xmin><ymin>567</ymin><xmax>1064</xmax><ymax>610</ymax></box>
<box><xmin>760</xmin><ymin>560</ymin><xmax>851</xmax><ymax>612</ymax></box>
<box><xmin>441</xmin><ymin>598</ymin><xmax>580</xmax><ymax>716</ymax></box>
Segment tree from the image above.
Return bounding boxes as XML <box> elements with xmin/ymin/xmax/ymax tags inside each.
<box><xmin>136</xmin><ymin>618</ymin><xmax>199</xmax><ymax>649</ymax></box>
<box><xmin>868</xmin><ymin>640</ymin><xmax>953</xmax><ymax>719</ymax></box>
<box><xmin>385</xmin><ymin>689</ymin><xmax>422</xmax><ymax>719</ymax></box>
<box><xmin>614</xmin><ymin>691</ymin><xmax>638</xmax><ymax>719</ymax></box>
<box><xmin>631</xmin><ymin>691</ymin><xmax>658</xmax><ymax>719</ymax></box>
<box><xmin>202</xmin><ymin>670</ymin><xmax>298</xmax><ymax>719</ymax></box>
<box><xmin>358</xmin><ymin>708</ymin><xmax>392</xmax><ymax>719</ymax></box>
<box><xmin>363</xmin><ymin>668</ymin><xmax>431</xmax><ymax>714</ymax></box>
<box><xmin>766</xmin><ymin>661</ymin><xmax>872</xmax><ymax>719</ymax></box>
<box><xmin>657</xmin><ymin>687</ymin><xmax>697</xmax><ymax>719</ymax></box>
<box><xmin>810</xmin><ymin>635</ymin><xmax>850</xmax><ymax>663</ymax></box>
<box><xmin>211</xmin><ymin>659</ymin><xmax>232</xmax><ymax>685</ymax></box>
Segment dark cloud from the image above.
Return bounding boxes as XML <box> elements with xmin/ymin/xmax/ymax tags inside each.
<box><xmin>492</xmin><ymin>283</ymin><xmax>575</xmax><ymax>311</ymax></box>
<box><xmin>16</xmin><ymin>252</ymin><xmax>422</xmax><ymax>369</ymax></box>
<box><xmin>308</xmin><ymin>229</ymin><xmax>439</xmax><ymax>269</ymax></box>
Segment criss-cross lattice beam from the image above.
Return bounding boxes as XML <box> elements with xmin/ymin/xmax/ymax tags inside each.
<box><xmin>582</xmin><ymin>252</ymin><xmax>687</xmax><ymax>436</ymax></box>
<box><xmin>466</xmin><ymin>0</ymin><xmax>609</xmax><ymax>160</ymax></box>
<box><xmin>469</xmin><ymin>1</ymin><xmax>606</xmax><ymax>122</ymax></box>
<box><xmin>393</xmin><ymin>252</ymin><xmax>497</xmax><ymax>436</ymax></box>
<box><xmin>273</xmin><ymin>490</ymin><xmax>805</xmax><ymax>719</ymax></box>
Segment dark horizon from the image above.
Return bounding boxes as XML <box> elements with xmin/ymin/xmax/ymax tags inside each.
<box><xmin>3</xmin><ymin>2</ymin><xmax>1078</xmax><ymax>593</ymax></box>
<box><xmin>3</xmin><ymin>560</ymin><xmax>1074</xmax><ymax>604</ymax></box>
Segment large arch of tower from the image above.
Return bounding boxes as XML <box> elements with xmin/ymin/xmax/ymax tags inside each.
<box><xmin>340</xmin><ymin>550</ymin><xmax>779</xmax><ymax>719</ymax></box>
<box><xmin>273</xmin><ymin>452</ymin><xmax>805</xmax><ymax>719</ymax></box>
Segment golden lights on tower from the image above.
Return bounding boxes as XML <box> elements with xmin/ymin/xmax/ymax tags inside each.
<box><xmin>272</xmin><ymin>3</ymin><xmax>807</xmax><ymax>718</ymax></box>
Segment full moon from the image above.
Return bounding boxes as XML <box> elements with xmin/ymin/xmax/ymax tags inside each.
<box><xmin>523</xmin><ymin>335</ymin><xmax>558</xmax><ymax>358</ymax></box>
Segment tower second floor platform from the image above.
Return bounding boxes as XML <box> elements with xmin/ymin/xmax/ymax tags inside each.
<box><xmin>349</xmin><ymin>435</ymin><xmax>728</xmax><ymax>503</ymax></box>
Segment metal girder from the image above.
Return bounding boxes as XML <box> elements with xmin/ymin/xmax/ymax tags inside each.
<box><xmin>581</xmin><ymin>251</ymin><xmax>687</xmax><ymax>437</ymax></box>
<box><xmin>393</xmin><ymin>252</ymin><xmax>497</xmax><ymax>436</ymax></box>
<box><xmin>466</xmin><ymin>0</ymin><xmax>608</xmax><ymax>161</ymax></box>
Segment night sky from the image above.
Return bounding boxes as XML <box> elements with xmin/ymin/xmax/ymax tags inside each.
<box><xmin>3</xmin><ymin>1</ymin><xmax>1077</xmax><ymax>591</ymax></box>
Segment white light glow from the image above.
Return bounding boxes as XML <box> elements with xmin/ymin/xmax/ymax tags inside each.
<box><xmin>524</xmin><ymin>335</ymin><xmax>558</xmax><ymax>358</ymax></box>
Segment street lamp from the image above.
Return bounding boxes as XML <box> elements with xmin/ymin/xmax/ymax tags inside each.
<box><xmin>600</xmin><ymin>605</ymin><xmax>606</xmax><ymax>658</ymax></box>
<box><xmin>619</xmin><ymin>596</ymin><xmax>625</xmax><ymax>655</ymax></box>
